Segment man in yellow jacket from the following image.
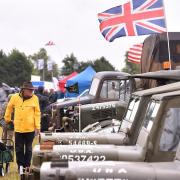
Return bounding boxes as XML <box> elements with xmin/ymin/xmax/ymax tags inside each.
<box><xmin>4</xmin><ymin>82</ymin><xmax>41</xmax><ymax>173</ymax></box>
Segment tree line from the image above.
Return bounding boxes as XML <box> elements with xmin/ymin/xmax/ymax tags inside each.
<box><xmin>60</xmin><ymin>53</ymin><xmax>116</xmax><ymax>75</ymax></box>
<box><xmin>0</xmin><ymin>48</ymin><xmax>139</xmax><ymax>87</ymax></box>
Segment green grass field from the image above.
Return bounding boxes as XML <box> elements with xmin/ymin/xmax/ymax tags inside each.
<box><xmin>0</xmin><ymin>128</ymin><xmax>38</xmax><ymax>180</ymax></box>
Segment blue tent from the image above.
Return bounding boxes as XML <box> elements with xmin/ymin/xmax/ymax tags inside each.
<box><xmin>66</xmin><ymin>66</ymin><xmax>96</xmax><ymax>97</ymax></box>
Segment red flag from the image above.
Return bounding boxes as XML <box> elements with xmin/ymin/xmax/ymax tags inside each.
<box><xmin>45</xmin><ymin>41</ymin><xmax>55</xmax><ymax>46</ymax></box>
<box><xmin>128</xmin><ymin>44</ymin><xmax>143</xmax><ymax>64</ymax></box>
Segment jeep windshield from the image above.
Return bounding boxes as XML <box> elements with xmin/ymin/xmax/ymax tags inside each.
<box><xmin>119</xmin><ymin>97</ymin><xmax>140</xmax><ymax>133</ymax></box>
<box><xmin>89</xmin><ymin>78</ymin><xmax>100</xmax><ymax>96</ymax></box>
<box><xmin>143</xmin><ymin>100</ymin><xmax>160</xmax><ymax>132</ymax></box>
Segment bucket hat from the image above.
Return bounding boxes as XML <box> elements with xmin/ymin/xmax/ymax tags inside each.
<box><xmin>21</xmin><ymin>82</ymin><xmax>36</xmax><ymax>90</ymax></box>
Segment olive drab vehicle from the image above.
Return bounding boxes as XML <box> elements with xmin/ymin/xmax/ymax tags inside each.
<box><xmin>40</xmin><ymin>142</ymin><xmax>180</xmax><ymax>180</ymax></box>
<box><xmin>31</xmin><ymin>89</ymin><xmax>180</xmax><ymax>179</ymax></box>
<box><xmin>40</xmin><ymin>81</ymin><xmax>180</xmax><ymax>146</ymax></box>
<box><xmin>81</xmin><ymin>118</ymin><xmax>121</xmax><ymax>133</ymax></box>
<box><xmin>52</xmin><ymin>71</ymin><xmax>133</xmax><ymax>129</ymax></box>
<box><xmin>71</xmin><ymin>100</ymin><xmax>127</xmax><ymax>131</ymax></box>
<box><xmin>140</xmin><ymin>32</ymin><xmax>180</xmax><ymax>89</ymax></box>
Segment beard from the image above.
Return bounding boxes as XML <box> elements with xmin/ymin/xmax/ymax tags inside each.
<box><xmin>22</xmin><ymin>91</ymin><xmax>33</xmax><ymax>100</ymax></box>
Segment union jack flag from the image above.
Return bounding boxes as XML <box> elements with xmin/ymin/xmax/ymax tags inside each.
<box><xmin>98</xmin><ymin>0</ymin><xmax>166</xmax><ymax>42</ymax></box>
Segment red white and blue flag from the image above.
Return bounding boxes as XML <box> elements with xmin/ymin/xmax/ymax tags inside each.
<box><xmin>128</xmin><ymin>43</ymin><xmax>143</xmax><ymax>64</ymax></box>
<box><xmin>98</xmin><ymin>0</ymin><xmax>166</xmax><ymax>42</ymax></box>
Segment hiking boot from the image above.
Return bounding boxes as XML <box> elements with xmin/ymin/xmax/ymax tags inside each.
<box><xmin>25</xmin><ymin>167</ymin><xmax>30</xmax><ymax>174</ymax></box>
<box><xmin>19</xmin><ymin>166</ymin><xmax>23</xmax><ymax>174</ymax></box>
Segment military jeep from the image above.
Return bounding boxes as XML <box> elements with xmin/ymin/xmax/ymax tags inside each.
<box><xmin>40</xmin><ymin>141</ymin><xmax>180</xmax><ymax>180</ymax></box>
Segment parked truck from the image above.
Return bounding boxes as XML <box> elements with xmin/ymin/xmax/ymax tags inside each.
<box><xmin>51</xmin><ymin>71</ymin><xmax>133</xmax><ymax>129</ymax></box>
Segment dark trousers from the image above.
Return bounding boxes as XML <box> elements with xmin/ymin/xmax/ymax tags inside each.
<box><xmin>15</xmin><ymin>131</ymin><xmax>35</xmax><ymax>168</ymax></box>
<box><xmin>40</xmin><ymin>115</ymin><xmax>49</xmax><ymax>132</ymax></box>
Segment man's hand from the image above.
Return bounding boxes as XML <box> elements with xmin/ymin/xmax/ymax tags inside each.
<box><xmin>35</xmin><ymin>129</ymin><xmax>40</xmax><ymax>136</ymax></box>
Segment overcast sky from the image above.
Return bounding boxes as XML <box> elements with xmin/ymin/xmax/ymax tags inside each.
<box><xmin>0</xmin><ymin>0</ymin><xmax>179</xmax><ymax>71</ymax></box>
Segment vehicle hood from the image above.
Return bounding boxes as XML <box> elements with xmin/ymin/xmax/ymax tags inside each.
<box><xmin>54</xmin><ymin>95</ymin><xmax>94</xmax><ymax>109</ymax></box>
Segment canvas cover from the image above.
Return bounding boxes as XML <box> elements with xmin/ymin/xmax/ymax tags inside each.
<box><xmin>140</xmin><ymin>32</ymin><xmax>180</xmax><ymax>88</ymax></box>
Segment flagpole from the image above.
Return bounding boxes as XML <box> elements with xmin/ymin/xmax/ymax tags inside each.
<box><xmin>162</xmin><ymin>0</ymin><xmax>171</xmax><ymax>70</ymax></box>
<box><xmin>51</xmin><ymin>71</ymin><xmax>53</xmax><ymax>81</ymax></box>
<box><xmin>44</xmin><ymin>41</ymin><xmax>63</xmax><ymax>68</ymax></box>
<box><xmin>78</xmin><ymin>98</ymin><xmax>81</xmax><ymax>132</ymax></box>
<box><xmin>42</xmin><ymin>68</ymin><xmax>45</xmax><ymax>81</ymax></box>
